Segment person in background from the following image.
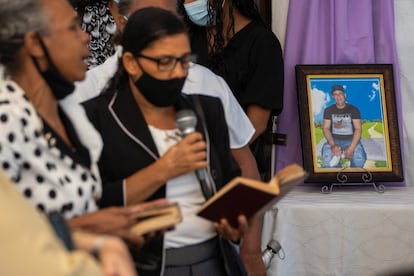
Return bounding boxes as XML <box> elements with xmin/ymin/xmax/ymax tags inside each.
<box><xmin>178</xmin><ymin>0</ymin><xmax>284</xmax><ymax>181</ymax></box>
<box><xmin>72</xmin><ymin>0</ymin><xmax>260</xmax><ymax>180</ymax></box>
<box><xmin>83</xmin><ymin>7</ymin><xmax>251</xmax><ymax>275</ymax></box>
<box><xmin>70</xmin><ymin>0</ymin><xmax>120</xmax><ymax>68</ymax></box>
<box><xmin>73</xmin><ymin>0</ymin><xmax>266</xmax><ymax>273</ymax></box>
<box><xmin>0</xmin><ymin>0</ymin><xmax>170</xmax><ymax>247</ymax></box>
<box><xmin>0</xmin><ymin>169</ymin><xmax>136</xmax><ymax>276</ymax></box>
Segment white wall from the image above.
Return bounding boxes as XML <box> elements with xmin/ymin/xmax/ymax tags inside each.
<box><xmin>271</xmin><ymin>0</ymin><xmax>289</xmax><ymax>51</ymax></box>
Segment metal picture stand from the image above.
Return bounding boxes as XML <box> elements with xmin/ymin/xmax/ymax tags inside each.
<box><xmin>321</xmin><ymin>168</ymin><xmax>385</xmax><ymax>194</ymax></box>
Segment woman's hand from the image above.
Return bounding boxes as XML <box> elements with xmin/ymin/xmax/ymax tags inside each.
<box><xmin>216</xmin><ymin>215</ymin><xmax>267</xmax><ymax>275</ymax></box>
<box><xmin>159</xmin><ymin>132</ymin><xmax>208</xmax><ymax>179</ymax></box>
<box><xmin>72</xmin><ymin>232</ymin><xmax>137</xmax><ymax>276</ymax></box>
<box><xmin>69</xmin><ymin>207</ymin><xmax>144</xmax><ymax>247</ymax></box>
<box><xmin>69</xmin><ymin>199</ymin><xmax>170</xmax><ymax>248</ymax></box>
<box><xmin>214</xmin><ymin>215</ymin><xmax>249</xmax><ymax>242</ymax></box>
<box><xmin>97</xmin><ymin>236</ymin><xmax>137</xmax><ymax>276</ymax></box>
<box><xmin>123</xmin><ymin>133</ymin><xmax>208</xmax><ymax>204</ymax></box>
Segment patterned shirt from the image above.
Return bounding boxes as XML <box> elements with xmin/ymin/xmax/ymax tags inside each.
<box><xmin>81</xmin><ymin>0</ymin><xmax>117</xmax><ymax>68</ymax></box>
<box><xmin>0</xmin><ymin>80</ymin><xmax>103</xmax><ymax>219</ymax></box>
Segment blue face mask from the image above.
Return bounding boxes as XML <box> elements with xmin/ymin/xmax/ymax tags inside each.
<box><xmin>184</xmin><ymin>0</ymin><xmax>212</xmax><ymax>26</ymax></box>
<box><xmin>113</xmin><ymin>0</ymin><xmax>120</xmax><ymax>3</ymax></box>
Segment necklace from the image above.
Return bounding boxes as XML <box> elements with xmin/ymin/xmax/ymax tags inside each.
<box><xmin>163</xmin><ymin>130</ymin><xmax>181</xmax><ymax>143</ymax></box>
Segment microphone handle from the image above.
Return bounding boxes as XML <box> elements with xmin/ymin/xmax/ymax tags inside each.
<box><xmin>195</xmin><ymin>168</ymin><xmax>207</xmax><ymax>182</ymax></box>
<box><xmin>196</xmin><ymin>168</ymin><xmax>214</xmax><ymax>199</ymax></box>
<box><xmin>262</xmin><ymin>249</ymin><xmax>275</xmax><ymax>269</ymax></box>
<box><xmin>176</xmin><ymin>117</ymin><xmax>213</xmax><ymax>198</ymax></box>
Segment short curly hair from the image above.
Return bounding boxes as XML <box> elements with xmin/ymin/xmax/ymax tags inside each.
<box><xmin>0</xmin><ymin>0</ymin><xmax>48</xmax><ymax>75</ymax></box>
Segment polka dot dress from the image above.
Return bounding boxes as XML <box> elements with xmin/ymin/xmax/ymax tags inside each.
<box><xmin>0</xmin><ymin>81</ymin><xmax>103</xmax><ymax>219</ymax></box>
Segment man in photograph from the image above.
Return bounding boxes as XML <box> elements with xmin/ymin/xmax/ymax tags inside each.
<box><xmin>321</xmin><ymin>85</ymin><xmax>367</xmax><ymax>168</ymax></box>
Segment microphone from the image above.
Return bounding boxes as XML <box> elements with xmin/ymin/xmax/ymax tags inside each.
<box><xmin>262</xmin><ymin>239</ymin><xmax>282</xmax><ymax>268</ymax></box>
<box><xmin>175</xmin><ymin>109</ymin><xmax>213</xmax><ymax>198</ymax></box>
<box><xmin>175</xmin><ymin>109</ymin><xmax>197</xmax><ymax>136</ymax></box>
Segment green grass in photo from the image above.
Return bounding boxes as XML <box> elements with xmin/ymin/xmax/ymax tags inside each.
<box><xmin>361</xmin><ymin>122</ymin><xmax>374</xmax><ymax>138</ymax></box>
<box><xmin>317</xmin><ymin>155</ymin><xmax>323</xmax><ymax>168</ymax></box>
<box><xmin>314</xmin><ymin>127</ymin><xmax>323</xmax><ymax>145</ymax></box>
<box><xmin>313</xmin><ymin>120</ymin><xmax>386</xmax><ymax>169</ymax></box>
<box><xmin>374</xmin><ymin>123</ymin><xmax>384</xmax><ymax>134</ymax></box>
<box><xmin>375</xmin><ymin>160</ymin><xmax>387</xmax><ymax>167</ymax></box>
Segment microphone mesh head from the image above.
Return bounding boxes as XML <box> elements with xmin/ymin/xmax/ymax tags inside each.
<box><xmin>175</xmin><ymin>109</ymin><xmax>197</xmax><ymax>136</ymax></box>
<box><xmin>267</xmin><ymin>239</ymin><xmax>282</xmax><ymax>253</ymax></box>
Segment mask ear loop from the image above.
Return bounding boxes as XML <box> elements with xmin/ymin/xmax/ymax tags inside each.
<box><xmin>131</xmin><ymin>54</ymin><xmax>150</xmax><ymax>82</ymax></box>
<box><xmin>31</xmin><ymin>33</ymin><xmax>60</xmax><ymax>75</ymax></box>
<box><xmin>36</xmin><ymin>34</ymin><xmax>52</xmax><ymax>66</ymax></box>
<box><xmin>30</xmin><ymin>34</ymin><xmax>47</xmax><ymax>73</ymax></box>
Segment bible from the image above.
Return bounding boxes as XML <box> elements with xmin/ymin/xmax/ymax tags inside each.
<box><xmin>130</xmin><ymin>202</ymin><xmax>182</xmax><ymax>235</ymax></box>
<box><xmin>197</xmin><ymin>164</ymin><xmax>308</xmax><ymax>227</ymax></box>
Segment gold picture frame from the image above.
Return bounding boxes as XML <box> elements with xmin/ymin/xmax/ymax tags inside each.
<box><xmin>295</xmin><ymin>64</ymin><xmax>403</xmax><ymax>183</ymax></box>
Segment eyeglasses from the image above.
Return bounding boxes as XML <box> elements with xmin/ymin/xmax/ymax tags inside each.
<box><xmin>136</xmin><ymin>53</ymin><xmax>197</xmax><ymax>72</ymax></box>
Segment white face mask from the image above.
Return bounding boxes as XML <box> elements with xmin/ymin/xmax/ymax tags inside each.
<box><xmin>184</xmin><ymin>0</ymin><xmax>210</xmax><ymax>26</ymax></box>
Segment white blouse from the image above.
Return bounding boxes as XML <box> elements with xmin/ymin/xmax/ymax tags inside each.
<box><xmin>0</xmin><ymin>80</ymin><xmax>103</xmax><ymax>219</ymax></box>
<box><xmin>148</xmin><ymin>125</ymin><xmax>216</xmax><ymax>248</ymax></box>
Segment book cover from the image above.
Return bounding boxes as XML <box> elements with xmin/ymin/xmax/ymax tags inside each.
<box><xmin>197</xmin><ymin>164</ymin><xmax>307</xmax><ymax>227</ymax></box>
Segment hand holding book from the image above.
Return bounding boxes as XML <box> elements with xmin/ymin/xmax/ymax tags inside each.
<box><xmin>129</xmin><ymin>202</ymin><xmax>182</xmax><ymax>236</ymax></box>
<box><xmin>197</xmin><ymin>164</ymin><xmax>308</xmax><ymax>227</ymax></box>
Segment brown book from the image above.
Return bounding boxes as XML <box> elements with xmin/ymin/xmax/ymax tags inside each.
<box><xmin>130</xmin><ymin>202</ymin><xmax>182</xmax><ymax>236</ymax></box>
<box><xmin>197</xmin><ymin>164</ymin><xmax>308</xmax><ymax>227</ymax></box>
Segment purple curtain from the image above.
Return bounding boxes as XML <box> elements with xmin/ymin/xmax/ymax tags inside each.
<box><xmin>275</xmin><ymin>0</ymin><xmax>404</xmax><ymax>185</ymax></box>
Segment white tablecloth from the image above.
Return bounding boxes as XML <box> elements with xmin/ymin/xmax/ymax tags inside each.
<box><xmin>262</xmin><ymin>186</ymin><xmax>414</xmax><ymax>276</ymax></box>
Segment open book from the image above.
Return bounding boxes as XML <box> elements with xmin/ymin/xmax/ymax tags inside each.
<box><xmin>197</xmin><ymin>164</ymin><xmax>308</xmax><ymax>227</ymax></box>
<box><xmin>130</xmin><ymin>202</ymin><xmax>182</xmax><ymax>235</ymax></box>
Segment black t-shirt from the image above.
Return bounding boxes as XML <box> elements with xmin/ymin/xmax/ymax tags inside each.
<box><xmin>323</xmin><ymin>103</ymin><xmax>361</xmax><ymax>140</ymax></box>
<box><xmin>190</xmin><ymin>21</ymin><xmax>284</xmax><ymax>175</ymax></box>
<box><xmin>191</xmin><ymin>21</ymin><xmax>284</xmax><ymax>115</ymax></box>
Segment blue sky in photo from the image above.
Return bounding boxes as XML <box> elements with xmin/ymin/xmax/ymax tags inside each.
<box><xmin>309</xmin><ymin>77</ymin><xmax>385</xmax><ymax>122</ymax></box>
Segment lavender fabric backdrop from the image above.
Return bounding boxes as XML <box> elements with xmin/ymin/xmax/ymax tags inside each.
<box><xmin>275</xmin><ymin>0</ymin><xmax>404</xmax><ymax>185</ymax></box>
<box><xmin>394</xmin><ymin>0</ymin><xmax>414</xmax><ymax>186</ymax></box>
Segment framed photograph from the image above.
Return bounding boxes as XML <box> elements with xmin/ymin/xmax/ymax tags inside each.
<box><xmin>295</xmin><ymin>64</ymin><xmax>403</xmax><ymax>183</ymax></box>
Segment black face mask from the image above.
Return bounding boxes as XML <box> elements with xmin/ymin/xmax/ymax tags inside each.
<box><xmin>31</xmin><ymin>36</ymin><xmax>75</xmax><ymax>100</ymax></box>
<box><xmin>134</xmin><ymin>70</ymin><xmax>186</xmax><ymax>107</ymax></box>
